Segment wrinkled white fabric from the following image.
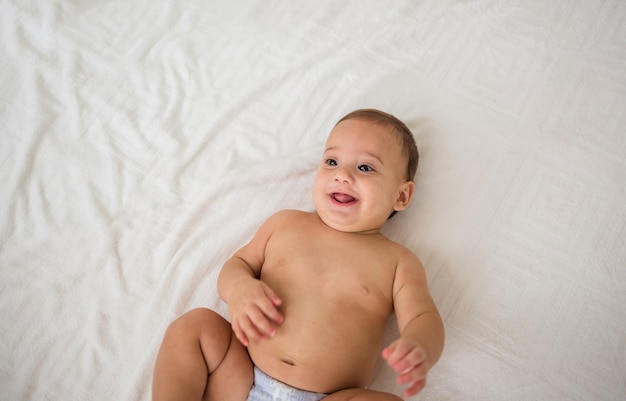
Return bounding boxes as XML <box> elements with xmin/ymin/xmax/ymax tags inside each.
<box><xmin>1</xmin><ymin>1</ymin><xmax>625</xmax><ymax>400</ymax></box>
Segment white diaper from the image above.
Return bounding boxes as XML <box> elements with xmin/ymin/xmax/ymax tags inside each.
<box><xmin>246</xmin><ymin>366</ymin><xmax>327</xmax><ymax>401</ymax></box>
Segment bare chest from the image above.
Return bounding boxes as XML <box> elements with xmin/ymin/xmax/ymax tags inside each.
<box><xmin>261</xmin><ymin>226</ymin><xmax>398</xmax><ymax>310</ymax></box>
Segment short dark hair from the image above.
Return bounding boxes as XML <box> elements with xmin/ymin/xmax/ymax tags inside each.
<box><xmin>336</xmin><ymin>109</ymin><xmax>418</xmax><ymax>181</ymax></box>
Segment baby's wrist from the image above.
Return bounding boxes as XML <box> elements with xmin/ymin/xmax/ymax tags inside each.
<box><xmin>226</xmin><ymin>276</ymin><xmax>255</xmax><ymax>302</ymax></box>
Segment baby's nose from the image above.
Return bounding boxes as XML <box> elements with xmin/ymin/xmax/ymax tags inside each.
<box><xmin>334</xmin><ymin>166</ymin><xmax>353</xmax><ymax>183</ymax></box>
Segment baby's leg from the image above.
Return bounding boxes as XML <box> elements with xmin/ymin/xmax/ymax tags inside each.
<box><xmin>323</xmin><ymin>388</ymin><xmax>403</xmax><ymax>401</ymax></box>
<box><xmin>152</xmin><ymin>308</ymin><xmax>253</xmax><ymax>401</ymax></box>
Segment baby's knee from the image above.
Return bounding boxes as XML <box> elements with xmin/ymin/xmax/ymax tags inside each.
<box><xmin>176</xmin><ymin>307</ymin><xmax>223</xmax><ymax>325</ymax></box>
<box><xmin>324</xmin><ymin>388</ymin><xmax>403</xmax><ymax>401</ymax></box>
<box><xmin>351</xmin><ymin>392</ymin><xmax>402</xmax><ymax>401</ymax></box>
<box><xmin>165</xmin><ymin>308</ymin><xmax>230</xmax><ymax>341</ymax></box>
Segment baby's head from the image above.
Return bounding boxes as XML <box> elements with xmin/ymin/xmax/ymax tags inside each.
<box><xmin>313</xmin><ymin>109</ymin><xmax>419</xmax><ymax>233</ymax></box>
<box><xmin>335</xmin><ymin>109</ymin><xmax>419</xmax><ymax>183</ymax></box>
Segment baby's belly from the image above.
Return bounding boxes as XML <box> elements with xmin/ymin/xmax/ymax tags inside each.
<box><xmin>247</xmin><ymin>301</ymin><xmax>389</xmax><ymax>393</ymax></box>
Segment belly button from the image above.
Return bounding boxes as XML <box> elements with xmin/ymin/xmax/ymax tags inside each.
<box><xmin>281</xmin><ymin>358</ymin><xmax>295</xmax><ymax>366</ymax></box>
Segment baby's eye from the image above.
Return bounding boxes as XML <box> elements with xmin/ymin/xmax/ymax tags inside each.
<box><xmin>358</xmin><ymin>164</ymin><xmax>374</xmax><ymax>172</ymax></box>
<box><xmin>325</xmin><ymin>158</ymin><xmax>338</xmax><ymax>166</ymax></box>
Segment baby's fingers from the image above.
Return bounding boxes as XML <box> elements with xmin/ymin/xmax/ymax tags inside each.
<box><xmin>234</xmin><ymin>315</ymin><xmax>265</xmax><ymax>346</ymax></box>
<box><xmin>258</xmin><ymin>284</ymin><xmax>283</xmax><ymax>322</ymax></box>
<box><xmin>232</xmin><ymin>318</ymin><xmax>251</xmax><ymax>346</ymax></box>
<box><xmin>248</xmin><ymin>305</ymin><xmax>280</xmax><ymax>338</ymax></box>
<box><xmin>384</xmin><ymin>342</ymin><xmax>426</xmax><ymax>373</ymax></box>
<box><xmin>257</xmin><ymin>298</ymin><xmax>283</xmax><ymax>326</ymax></box>
<box><xmin>402</xmin><ymin>377</ymin><xmax>426</xmax><ymax>398</ymax></box>
<box><xmin>262</xmin><ymin>283</ymin><xmax>283</xmax><ymax>307</ymax></box>
<box><xmin>384</xmin><ymin>339</ymin><xmax>430</xmax><ymax>396</ymax></box>
<box><xmin>400</xmin><ymin>347</ymin><xmax>426</xmax><ymax>373</ymax></box>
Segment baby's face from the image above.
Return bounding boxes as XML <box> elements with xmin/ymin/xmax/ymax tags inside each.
<box><xmin>313</xmin><ymin>118</ymin><xmax>414</xmax><ymax>234</ymax></box>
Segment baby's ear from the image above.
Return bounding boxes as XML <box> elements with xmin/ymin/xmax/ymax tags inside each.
<box><xmin>394</xmin><ymin>181</ymin><xmax>415</xmax><ymax>211</ymax></box>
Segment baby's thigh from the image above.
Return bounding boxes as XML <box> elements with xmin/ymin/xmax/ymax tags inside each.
<box><xmin>167</xmin><ymin>308</ymin><xmax>233</xmax><ymax>364</ymax></box>
<box><xmin>323</xmin><ymin>388</ymin><xmax>402</xmax><ymax>401</ymax></box>
<box><xmin>188</xmin><ymin>309</ymin><xmax>252</xmax><ymax>401</ymax></box>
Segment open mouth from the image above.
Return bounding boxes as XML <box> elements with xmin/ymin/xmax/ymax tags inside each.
<box><xmin>331</xmin><ymin>192</ymin><xmax>357</xmax><ymax>204</ymax></box>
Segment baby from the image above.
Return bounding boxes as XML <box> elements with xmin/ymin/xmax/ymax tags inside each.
<box><xmin>152</xmin><ymin>109</ymin><xmax>444</xmax><ymax>401</ymax></box>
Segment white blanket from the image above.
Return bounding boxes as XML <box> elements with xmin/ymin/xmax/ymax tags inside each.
<box><xmin>1</xmin><ymin>1</ymin><xmax>625</xmax><ymax>400</ymax></box>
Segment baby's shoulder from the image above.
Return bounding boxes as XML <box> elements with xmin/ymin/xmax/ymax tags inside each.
<box><xmin>268</xmin><ymin>209</ymin><xmax>313</xmax><ymax>223</ymax></box>
<box><xmin>377</xmin><ymin>236</ymin><xmax>423</xmax><ymax>267</ymax></box>
<box><xmin>264</xmin><ymin>209</ymin><xmax>317</xmax><ymax>230</ymax></box>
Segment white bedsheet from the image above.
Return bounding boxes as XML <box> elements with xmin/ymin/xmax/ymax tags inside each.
<box><xmin>1</xmin><ymin>1</ymin><xmax>625</xmax><ymax>400</ymax></box>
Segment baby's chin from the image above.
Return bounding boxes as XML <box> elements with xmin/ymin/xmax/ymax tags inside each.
<box><xmin>316</xmin><ymin>212</ymin><xmax>383</xmax><ymax>235</ymax></box>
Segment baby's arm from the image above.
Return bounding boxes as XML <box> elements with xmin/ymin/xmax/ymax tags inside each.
<box><xmin>383</xmin><ymin>249</ymin><xmax>444</xmax><ymax>397</ymax></box>
<box><xmin>217</xmin><ymin>213</ymin><xmax>285</xmax><ymax>346</ymax></box>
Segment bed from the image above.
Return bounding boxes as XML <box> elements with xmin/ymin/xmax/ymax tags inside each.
<box><xmin>1</xmin><ymin>1</ymin><xmax>625</xmax><ymax>400</ymax></box>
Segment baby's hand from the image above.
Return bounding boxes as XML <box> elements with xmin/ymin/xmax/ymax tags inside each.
<box><xmin>227</xmin><ymin>278</ymin><xmax>283</xmax><ymax>346</ymax></box>
<box><xmin>382</xmin><ymin>338</ymin><xmax>430</xmax><ymax>397</ymax></box>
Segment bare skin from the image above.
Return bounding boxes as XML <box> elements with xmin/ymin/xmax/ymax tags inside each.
<box><xmin>152</xmin><ymin>118</ymin><xmax>444</xmax><ymax>401</ymax></box>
